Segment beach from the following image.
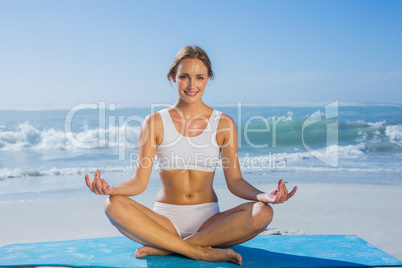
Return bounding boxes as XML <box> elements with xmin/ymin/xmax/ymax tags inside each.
<box><xmin>1</xmin><ymin>182</ymin><xmax>401</xmax><ymax>261</ymax></box>
<box><xmin>1</xmin><ymin>104</ymin><xmax>401</xmax><ymax>263</ymax></box>
<box><xmin>1</xmin><ymin>0</ymin><xmax>402</xmax><ymax>265</ymax></box>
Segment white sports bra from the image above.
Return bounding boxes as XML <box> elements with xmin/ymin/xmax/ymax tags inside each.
<box><xmin>155</xmin><ymin>108</ymin><xmax>222</xmax><ymax>172</ymax></box>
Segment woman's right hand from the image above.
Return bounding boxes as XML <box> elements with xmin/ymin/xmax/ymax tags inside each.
<box><xmin>85</xmin><ymin>169</ymin><xmax>114</xmax><ymax>195</ymax></box>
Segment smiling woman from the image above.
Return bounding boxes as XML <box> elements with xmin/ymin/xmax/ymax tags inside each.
<box><xmin>85</xmin><ymin>45</ymin><xmax>297</xmax><ymax>265</ymax></box>
<box><xmin>168</xmin><ymin>46</ymin><xmax>214</xmax><ymax>104</ymax></box>
<box><xmin>173</xmin><ymin>58</ymin><xmax>209</xmax><ymax>103</ymax></box>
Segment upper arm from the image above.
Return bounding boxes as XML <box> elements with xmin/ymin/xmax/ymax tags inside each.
<box><xmin>217</xmin><ymin>114</ymin><xmax>243</xmax><ymax>188</ymax></box>
<box><xmin>131</xmin><ymin>112</ymin><xmax>161</xmax><ymax>187</ymax></box>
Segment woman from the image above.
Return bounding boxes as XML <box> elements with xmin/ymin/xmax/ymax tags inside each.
<box><xmin>85</xmin><ymin>45</ymin><xmax>297</xmax><ymax>265</ymax></box>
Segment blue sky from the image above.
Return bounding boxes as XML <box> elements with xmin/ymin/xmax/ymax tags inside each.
<box><xmin>1</xmin><ymin>0</ymin><xmax>401</xmax><ymax>108</ymax></box>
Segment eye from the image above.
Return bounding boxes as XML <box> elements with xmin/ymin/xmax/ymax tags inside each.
<box><xmin>179</xmin><ymin>75</ymin><xmax>187</xmax><ymax>79</ymax></box>
<box><xmin>197</xmin><ymin>77</ymin><xmax>204</xmax><ymax>80</ymax></box>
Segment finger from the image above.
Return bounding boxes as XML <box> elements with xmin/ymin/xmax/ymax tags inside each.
<box><xmin>94</xmin><ymin>169</ymin><xmax>99</xmax><ymax>180</ymax></box>
<box><xmin>93</xmin><ymin>172</ymin><xmax>101</xmax><ymax>194</ymax></box>
<box><xmin>92</xmin><ymin>180</ymin><xmax>100</xmax><ymax>195</ymax></box>
<box><xmin>94</xmin><ymin>169</ymin><xmax>100</xmax><ymax>183</ymax></box>
<box><xmin>274</xmin><ymin>190</ymin><xmax>282</xmax><ymax>203</ymax></box>
<box><xmin>270</xmin><ymin>189</ymin><xmax>279</xmax><ymax>199</ymax></box>
<box><xmin>95</xmin><ymin>174</ymin><xmax>103</xmax><ymax>194</ymax></box>
<box><xmin>85</xmin><ymin>174</ymin><xmax>94</xmax><ymax>192</ymax></box>
<box><xmin>100</xmin><ymin>179</ymin><xmax>108</xmax><ymax>195</ymax></box>
<box><xmin>101</xmin><ymin>178</ymin><xmax>109</xmax><ymax>195</ymax></box>
<box><xmin>102</xmin><ymin>179</ymin><xmax>112</xmax><ymax>191</ymax></box>
<box><xmin>280</xmin><ymin>181</ymin><xmax>289</xmax><ymax>203</ymax></box>
<box><xmin>91</xmin><ymin>171</ymin><xmax>98</xmax><ymax>191</ymax></box>
<box><xmin>282</xmin><ymin>181</ymin><xmax>288</xmax><ymax>196</ymax></box>
<box><xmin>96</xmin><ymin>169</ymin><xmax>101</xmax><ymax>179</ymax></box>
<box><xmin>287</xmin><ymin>186</ymin><xmax>298</xmax><ymax>199</ymax></box>
<box><xmin>278</xmin><ymin>180</ymin><xmax>286</xmax><ymax>197</ymax></box>
<box><xmin>102</xmin><ymin>179</ymin><xmax>113</xmax><ymax>195</ymax></box>
<box><xmin>275</xmin><ymin>181</ymin><xmax>281</xmax><ymax>194</ymax></box>
<box><xmin>99</xmin><ymin>179</ymin><xmax>106</xmax><ymax>195</ymax></box>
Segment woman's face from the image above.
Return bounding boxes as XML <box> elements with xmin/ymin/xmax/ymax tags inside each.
<box><xmin>173</xmin><ymin>58</ymin><xmax>209</xmax><ymax>104</ymax></box>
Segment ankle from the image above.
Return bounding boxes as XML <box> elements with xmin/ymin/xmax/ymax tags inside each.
<box><xmin>192</xmin><ymin>245</ymin><xmax>210</xmax><ymax>260</ymax></box>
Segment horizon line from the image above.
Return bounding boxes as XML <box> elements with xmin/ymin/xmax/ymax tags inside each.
<box><xmin>1</xmin><ymin>100</ymin><xmax>401</xmax><ymax>111</ymax></box>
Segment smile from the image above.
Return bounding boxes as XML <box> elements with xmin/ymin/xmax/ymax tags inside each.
<box><xmin>184</xmin><ymin>91</ymin><xmax>199</xmax><ymax>97</ymax></box>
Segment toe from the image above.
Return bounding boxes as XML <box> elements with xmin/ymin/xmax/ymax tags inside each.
<box><xmin>236</xmin><ymin>253</ymin><xmax>243</xmax><ymax>265</ymax></box>
<box><xmin>135</xmin><ymin>247</ymin><xmax>146</xmax><ymax>258</ymax></box>
<box><xmin>135</xmin><ymin>248</ymin><xmax>140</xmax><ymax>258</ymax></box>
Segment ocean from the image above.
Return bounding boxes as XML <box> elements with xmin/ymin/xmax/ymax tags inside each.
<box><xmin>0</xmin><ymin>103</ymin><xmax>401</xmax><ymax>204</ymax></box>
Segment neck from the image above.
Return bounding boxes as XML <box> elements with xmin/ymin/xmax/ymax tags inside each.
<box><xmin>173</xmin><ymin>99</ymin><xmax>208</xmax><ymax>118</ymax></box>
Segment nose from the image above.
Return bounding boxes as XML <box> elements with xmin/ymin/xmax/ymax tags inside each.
<box><xmin>187</xmin><ymin>78</ymin><xmax>196</xmax><ymax>90</ymax></box>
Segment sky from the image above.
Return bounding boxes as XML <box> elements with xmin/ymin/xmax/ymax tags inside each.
<box><xmin>1</xmin><ymin>0</ymin><xmax>401</xmax><ymax>109</ymax></box>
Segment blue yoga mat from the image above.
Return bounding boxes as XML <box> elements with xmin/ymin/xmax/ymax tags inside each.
<box><xmin>0</xmin><ymin>235</ymin><xmax>401</xmax><ymax>267</ymax></box>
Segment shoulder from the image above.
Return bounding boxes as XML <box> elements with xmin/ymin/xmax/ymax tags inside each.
<box><xmin>144</xmin><ymin>110</ymin><xmax>162</xmax><ymax>125</ymax></box>
<box><xmin>138</xmin><ymin>111</ymin><xmax>160</xmax><ymax>131</ymax></box>
<box><xmin>140</xmin><ymin>111</ymin><xmax>163</xmax><ymax>143</ymax></box>
<box><xmin>216</xmin><ymin>112</ymin><xmax>237</xmax><ymax>146</ymax></box>
<box><xmin>217</xmin><ymin>112</ymin><xmax>236</xmax><ymax>130</ymax></box>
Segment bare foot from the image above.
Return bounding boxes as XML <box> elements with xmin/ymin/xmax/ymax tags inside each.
<box><xmin>135</xmin><ymin>245</ymin><xmax>242</xmax><ymax>265</ymax></box>
<box><xmin>200</xmin><ymin>247</ymin><xmax>242</xmax><ymax>265</ymax></box>
<box><xmin>135</xmin><ymin>245</ymin><xmax>172</xmax><ymax>258</ymax></box>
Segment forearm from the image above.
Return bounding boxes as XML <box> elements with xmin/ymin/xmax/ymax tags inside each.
<box><xmin>227</xmin><ymin>178</ymin><xmax>265</xmax><ymax>201</ymax></box>
<box><xmin>111</xmin><ymin>176</ymin><xmax>147</xmax><ymax>196</ymax></box>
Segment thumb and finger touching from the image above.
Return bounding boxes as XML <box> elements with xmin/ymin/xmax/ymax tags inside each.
<box><xmin>84</xmin><ymin>170</ymin><xmax>113</xmax><ymax>195</ymax></box>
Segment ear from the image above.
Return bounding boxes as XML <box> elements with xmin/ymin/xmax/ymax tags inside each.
<box><xmin>171</xmin><ymin>74</ymin><xmax>176</xmax><ymax>83</ymax></box>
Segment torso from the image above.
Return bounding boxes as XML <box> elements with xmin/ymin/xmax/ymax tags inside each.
<box><xmin>153</xmin><ymin>107</ymin><xmax>227</xmax><ymax>205</ymax></box>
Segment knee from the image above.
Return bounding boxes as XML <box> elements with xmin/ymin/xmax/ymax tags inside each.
<box><xmin>251</xmin><ymin>202</ymin><xmax>274</xmax><ymax>231</ymax></box>
<box><xmin>104</xmin><ymin>195</ymin><xmax>128</xmax><ymax>218</ymax></box>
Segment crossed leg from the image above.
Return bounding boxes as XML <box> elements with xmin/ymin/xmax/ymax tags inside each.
<box><xmin>136</xmin><ymin>201</ymin><xmax>273</xmax><ymax>257</ymax></box>
<box><xmin>105</xmin><ymin>196</ymin><xmax>273</xmax><ymax>264</ymax></box>
<box><xmin>104</xmin><ymin>195</ymin><xmax>243</xmax><ymax>264</ymax></box>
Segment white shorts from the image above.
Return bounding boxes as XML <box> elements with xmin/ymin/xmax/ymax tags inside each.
<box><xmin>153</xmin><ymin>201</ymin><xmax>220</xmax><ymax>238</ymax></box>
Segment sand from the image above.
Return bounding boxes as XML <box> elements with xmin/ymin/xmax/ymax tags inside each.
<box><xmin>1</xmin><ymin>183</ymin><xmax>401</xmax><ymax>261</ymax></box>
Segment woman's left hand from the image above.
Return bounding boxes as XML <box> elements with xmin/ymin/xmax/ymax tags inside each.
<box><xmin>257</xmin><ymin>179</ymin><xmax>297</xmax><ymax>204</ymax></box>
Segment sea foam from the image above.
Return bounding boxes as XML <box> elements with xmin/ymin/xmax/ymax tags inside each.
<box><xmin>0</xmin><ymin>122</ymin><xmax>141</xmax><ymax>152</ymax></box>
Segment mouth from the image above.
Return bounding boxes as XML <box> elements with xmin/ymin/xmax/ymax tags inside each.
<box><xmin>184</xmin><ymin>90</ymin><xmax>199</xmax><ymax>97</ymax></box>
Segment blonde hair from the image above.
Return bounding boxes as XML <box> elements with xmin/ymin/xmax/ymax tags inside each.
<box><xmin>167</xmin><ymin>45</ymin><xmax>214</xmax><ymax>81</ymax></box>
